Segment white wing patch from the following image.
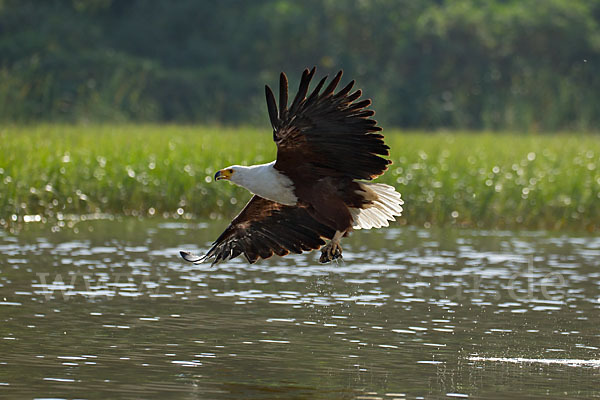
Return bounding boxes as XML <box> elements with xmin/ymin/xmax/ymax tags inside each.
<box><xmin>350</xmin><ymin>182</ymin><xmax>404</xmax><ymax>230</ymax></box>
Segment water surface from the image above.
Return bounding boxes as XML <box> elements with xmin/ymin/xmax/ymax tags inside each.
<box><xmin>1</xmin><ymin>219</ymin><xmax>599</xmax><ymax>399</ymax></box>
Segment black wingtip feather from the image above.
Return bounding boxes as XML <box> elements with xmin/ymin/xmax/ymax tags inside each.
<box><xmin>346</xmin><ymin>89</ymin><xmax>362</xmax><ymax>103</ymax></box>
<box><xmin>279</xmin><ymin>72</ymin><xmax>288</xmax><ymax>119</ymax></box>
<box><xmin>335</xmin><ymin>80</ymin><xmax>355</xmax><ymax>99</ymax></box>
<box><xmin>322</xmin><ymin>70</ymin><xmax>343</xmax><ymax>97</ymax></box>
<box><xmin>307</xmin><ymin>76</ymin><xmax>328</xmax><ymax>103</ymax></box>
<box><xmin>265</xmin><ymin>85</ymin><xmax>279</xmax><ymax>129</ymax></box>
<box><xmin>290</xmin><ymin>67</ymin><xmax>316</xmax><ymax>113</ymax></box>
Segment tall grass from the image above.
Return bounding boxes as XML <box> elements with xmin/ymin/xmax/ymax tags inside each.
<box><xmin>1</xmin><ymin>125</ymin><xmax>598</xmax><ymax>231</ymax></box>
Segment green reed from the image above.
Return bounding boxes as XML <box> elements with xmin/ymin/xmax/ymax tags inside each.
<box><xmin>1</xmin><ymin>125</ymin><xmax>598</xmax><ymax>231</ymax></box>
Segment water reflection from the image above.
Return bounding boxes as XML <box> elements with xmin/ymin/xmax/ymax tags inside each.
<box><xmin>0</xmin><ymin>220</ymin><xmax>599</xmax><ymax>398</ymax></box>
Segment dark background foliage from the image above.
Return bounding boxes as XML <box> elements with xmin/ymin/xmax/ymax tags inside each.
<box><xmin>1</xmin><ymin>0</ymin><xmax>599</xmax><ymax>130</ymax></box>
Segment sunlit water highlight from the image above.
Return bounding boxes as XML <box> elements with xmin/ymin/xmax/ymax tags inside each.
<box><xmin>1</xmin><ymin>219</ymin><xmax>599</xmax><ymax>398</ymax></box>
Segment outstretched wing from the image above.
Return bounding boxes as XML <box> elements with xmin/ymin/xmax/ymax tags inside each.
<box><xmin>265</xmin><ymin>67</ymin><xmax>391</xmax><ymax>182</ymax></box>
<box><xmin>180</xmin><ymin>196</ymin><xmax>335</xmax><ymax>265</ymax></box>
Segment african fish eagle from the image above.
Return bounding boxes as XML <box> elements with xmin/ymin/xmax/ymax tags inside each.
<box><xmin>180</xmin><ymin>67</ymin><xmax>403</xmax><ymax>265</ymax></box>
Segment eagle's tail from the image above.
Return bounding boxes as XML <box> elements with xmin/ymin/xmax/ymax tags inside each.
<box><xmin>350</xmin><ymin>182</ymin><xmax>404</xmax><ymax>230</ymax></box>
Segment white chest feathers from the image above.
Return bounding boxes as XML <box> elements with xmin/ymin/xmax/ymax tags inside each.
<box><xmin>230</xmin><ymin>161</ymin><xmax>298</xmax><ymax>205</ymax></box>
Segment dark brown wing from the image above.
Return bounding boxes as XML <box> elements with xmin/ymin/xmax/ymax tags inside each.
<box><xmin>265</xmin><ymin>67</ymin><xmax>390</xmax><ymax>182</ymax></box>
<box><xmin>181</xmin><ymin>196</ymin><xmax>335</xmax><ymax>265</ymax></box>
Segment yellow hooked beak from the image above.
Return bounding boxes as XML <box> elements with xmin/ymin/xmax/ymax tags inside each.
<box><xmin>214</xmin><ymin>168</ymin><xmax>233</xmax><ymax>181</ymax></box>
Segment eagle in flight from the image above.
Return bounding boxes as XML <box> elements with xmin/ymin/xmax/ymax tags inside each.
<box><xmin>180</xmin><ymin>67</ymin><xmax>403</xmax><ymax>265</ymax></box>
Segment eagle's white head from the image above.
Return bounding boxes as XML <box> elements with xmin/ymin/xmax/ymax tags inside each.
<box><xmin>214</xmin><ymin>166</ymin><xmax>237</xmax><ymax>182</ymax></box>
<box><xmin>214</xmin><ymin>165</ymin><xmax>254</xmax><ymax>187</ymax></box>
<box><xmin>214</xmin><ymin>162</ymin><xmax>297</xmax><ymax>205</ymax></box>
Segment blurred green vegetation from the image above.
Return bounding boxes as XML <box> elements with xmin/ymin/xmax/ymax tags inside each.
<box><xmin>1</xmin><ymin>125</ymin><xmax>598</xmax><ymax>231</ymax></box>
<box><xmin>1</xmin><ymin>0</ymin><xmax>599</xmax><ymax>130</ymax></box>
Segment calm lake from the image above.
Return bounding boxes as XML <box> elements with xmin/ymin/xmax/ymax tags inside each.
<box><xmin>1</xmin><ymin>218</ymin><xmax>599</xmax><ymax>399</ymax></box>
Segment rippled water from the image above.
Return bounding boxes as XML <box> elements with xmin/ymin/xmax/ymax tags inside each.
<box><xmin>1</xmin><ymin>219</ymin><xmax>599</xmax><ymax>399</ymax></box>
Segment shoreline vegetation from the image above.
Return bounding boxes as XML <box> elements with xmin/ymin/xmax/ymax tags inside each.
<box><xmin>1</xmin><ymin>125</ymin><xmax>599</xmax><ymax>232</ymax></box>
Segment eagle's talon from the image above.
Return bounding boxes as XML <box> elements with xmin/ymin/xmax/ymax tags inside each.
<box><xmin>319</xmin><ymin>241</ymin><xmax>343</xmax><ymax>263</ymax></box>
